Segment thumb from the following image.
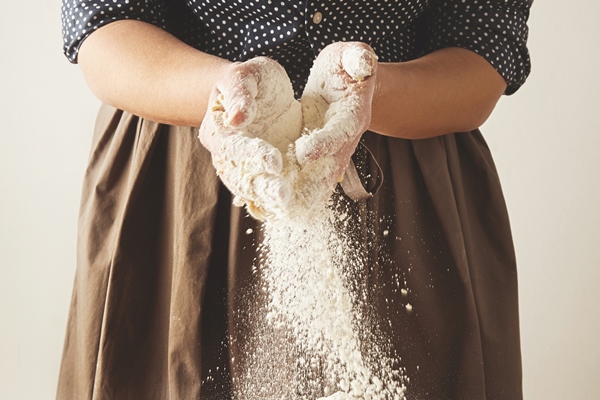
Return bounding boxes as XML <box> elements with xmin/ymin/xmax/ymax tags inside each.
<box><xmin>217</xmin><ymin>65</ymin><xmax>259</xmax><ymax>127</ymax></box>
<box><xmin>340</xmin><ymin>44</ymin><xmax>378</xmax><ymax>82</ymax></box>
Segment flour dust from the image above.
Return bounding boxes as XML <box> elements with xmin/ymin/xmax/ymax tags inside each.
<box><xmin>204</xmin><ymin>47</ymin><xmax>408</xmax><ymax>399</ymax></box>
<box><xmin>234</xmin><ymin>196</ymin><xmax>407</xmax><ymax>400</ymax></box>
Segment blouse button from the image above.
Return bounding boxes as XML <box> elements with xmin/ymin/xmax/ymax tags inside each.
<box><xmin>312</xmin><ymin>11</ymin><xmax>323</xmax><ymax>24</ymax></box>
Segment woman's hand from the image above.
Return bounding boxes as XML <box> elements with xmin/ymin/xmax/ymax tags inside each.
<box><xmin>199</xmin><ymin>44</ymin><xmax>378</xmax><ymax>219</ymax></box>
<box><xmin>297</xmin><ymin>42</ymin><xmax>378</xmax><ymax>181</ymax></box>
<box><xmin>198</xmin><ymin>57</ymin><xmax>301</xmax><ymax>219</ymax></box>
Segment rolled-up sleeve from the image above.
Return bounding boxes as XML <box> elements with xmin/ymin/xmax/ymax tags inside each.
<box><xmin>425</xmin><ymin>0</ymin><xmax>533</xmax><ymax>95</ymax></box>
<box><xmin>61</xmin><ymin>0</ymin><xmax>167</xmax><ymax>63</ymax></box>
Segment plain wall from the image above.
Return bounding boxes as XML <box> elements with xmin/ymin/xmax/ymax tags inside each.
<box><xmin>1</xmin><ymin>1</ymin><xmax>598</xmax><ymax>399</ymax></box>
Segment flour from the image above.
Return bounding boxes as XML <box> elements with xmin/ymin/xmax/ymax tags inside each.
<box><xmin>296</xmin><ymin>45</ymin><xmax>377</xmax><ymax>167</ymax></box>
<box><xmin>206</xmin><ymin>56</ymin><xmax>339</xmax><ymax>221</ymax></box>
<box><xmin>254</xmin><ymin>206</ymin><xmax>407</xmax><ymax>400</ymax></box>
<box><xmin>204</xmin><ymin>48</ymin><xmax>406</xmax><ymax>399</ymax></box>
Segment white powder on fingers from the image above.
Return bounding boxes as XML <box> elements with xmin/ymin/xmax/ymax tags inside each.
<box><xmin>341</xmin><ymin>46</ymin><xmax>378</xmax><ymax>82</ymax></box>
<box><xmin>296</xmin><ymin>46</ymin><xmax>375</xmax><ymax>165</ymax></box>
<box><xmin>208</xmin><ymin>56</ymin><xmax>344</xmax><ymax>220</ymax></box>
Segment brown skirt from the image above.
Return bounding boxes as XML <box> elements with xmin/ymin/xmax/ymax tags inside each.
<box><xmin>57</xmin><ymin>104</ymin><xmax>522</xmax><ymax>400</ymax></box>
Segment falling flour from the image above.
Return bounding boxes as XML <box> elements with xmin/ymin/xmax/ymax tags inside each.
<box><xmin>252</xmin><ymin>205</ymin><xmax>407</xmax><ymax>400</ymax></box>
<box><xmin>205</xmin><ymin>48</ymin><xmax>406</xmax><ymax>399</ymax></box>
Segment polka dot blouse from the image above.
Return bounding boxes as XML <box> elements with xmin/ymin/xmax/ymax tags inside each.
<box><xmin>61</xmin><ymin>0</ymin><xmax>532</xmax><ymax>95</ymax></box>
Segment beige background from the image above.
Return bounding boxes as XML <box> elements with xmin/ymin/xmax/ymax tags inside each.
<box><xmin>1</xmin><ymin>1</ymin><xmax>599</xmax><ymax>399</ymax></box>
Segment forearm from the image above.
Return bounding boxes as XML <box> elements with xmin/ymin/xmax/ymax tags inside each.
<box><xmin>369</xmin><ymin>47</ymin><xmax>507</xmax><ymax>139</ymax></box>
<box><xmin>78</xmin><ymin>20</ymin><xmax>232</xmax><ymax>127</ymax></box>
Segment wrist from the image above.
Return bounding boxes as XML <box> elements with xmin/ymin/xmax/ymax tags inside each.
<box><xmin>369</xmin><ymin>62</ymin><xmax>402</xmax><ymax>135</ymax></box>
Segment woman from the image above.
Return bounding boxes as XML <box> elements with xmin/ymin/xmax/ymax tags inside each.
<box><xmin>58</xmin><ymin>0</ymin><xmax>532</xmax><ymax>399</ymax></box>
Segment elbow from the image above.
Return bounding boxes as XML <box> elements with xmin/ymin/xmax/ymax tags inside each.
<box><xmin>78</xmin><ymin>64</ymin><xmax>114</xmax><ymax>107</ymax></box>
<box><xmin>77</xmin><ymin>34</ymin><xmax>119</xmax><ymax>108</ymax></box>
<box><xmin>438</xmin><ymin>80</ymin><xmax>507</xmax><ymax>136</ymax></box>
<box><xmin>458</xmin><ymin>100</ymin><xmax>500</xmax><ymax>133</ymax></box>
<box><xmin>76</xmin><ymin>20</ymin><xmax>148</xmax><ymax>111</ymax></box>
<box><xmin>462</xmin><ymin>87</ymin><xmax>505</xmax><ymax>132</ymax></box>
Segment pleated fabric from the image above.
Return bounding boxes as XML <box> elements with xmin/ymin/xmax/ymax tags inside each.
<box><xmin>57</xmin><ymin>104</ymin><xmax>522</xmax><ymax>400</ymax></box>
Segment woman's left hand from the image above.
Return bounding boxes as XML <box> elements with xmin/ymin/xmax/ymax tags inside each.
<box><xmin>296</xmin><ymin>42</ymin><xmax>378</xmax><ymax>180</ymax></box>
<box><xmin>198</xmin><ymin>57</ymin><xmax>298</xmax><ymax>219</ymax></box>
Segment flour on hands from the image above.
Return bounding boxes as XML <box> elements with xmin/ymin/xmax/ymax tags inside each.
<box><xmin>199</xmin><ymin>57</ymin><xmax>299</xmax><ymax>219</ymax></box>
<box><xmin>199</xmin><ymin>43</ymin><xmax>377</xmax><ymax>220</ymax></box>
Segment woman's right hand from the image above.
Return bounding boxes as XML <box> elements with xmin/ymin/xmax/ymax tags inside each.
<box><xmin>296</xmin><ymin>42</ymin><xmax>378</xmax><ymax>186</ymax></box>
<box><xmin>198</xmin><ymin>57</ymin><xmax>297</xmax><ymax>220</ymax></box>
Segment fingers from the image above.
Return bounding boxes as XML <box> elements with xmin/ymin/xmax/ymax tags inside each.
<box><xmin>213</xmin><ymin>134</ymin><xmax>283</xmax><ymax>175</ymax></box>
<box><xmin>216</xmin><ymin>57</ymin><xmax>290</xmax><ymax>127</ymax></box>
<box><xmin>304</xmin><ymin>42</ymin><xmax>377</xmax><ymax>97</ymax></box>
<box><xmin>202</xmin><ymin>115</ymin><xmax>289</xmax><ymax>220</ymax></box>
<box><xmin>199</xmin><ymin>66</ymin><xmax>283</xmax><ymax>175</ymax></box>
<box><xmin>296</xmin><ymin>92</ymin><xmax>367</xmax><ymax>164</ymax></box>
<box><xmin>297</xmin><ymin>42</ymin><xmax>378</xmax><ymax>165</ymax></box>
<box><xmin>221</xmin><ymin>171</ymin><xmax>292</xmax><ymax>206</ymax></box>
<box><xmin>204</xmin><ymin>58</ymin><xmax>273</xmax><ymax>131</ymax></box>
<box><xmin>295</xmin><ymin>116</ymin><xmax>355</xmax><ymax>165</ymax></box>
<box><xmin>217</xmin><ymin>67</ymin><xmax>258</xmax><ymax>127</ymax></box>
<box><xmin>211</xmin><ymin>131</ymin><xmax>290</xmax><ymax>220</ymax></box>
<box><xmin>341</xmin><ymin>44</ymin><xmax>378</xmax><ymax>81</ymax></box>
<box><xmin>198</xmin><ymin>56</ymin><xmax>302</xmax><ymax>219</ymax></box>
<box><xmin>219</xmin><ymin>167</ymin><xmax>293</xmax><ymax>221</ymax></box>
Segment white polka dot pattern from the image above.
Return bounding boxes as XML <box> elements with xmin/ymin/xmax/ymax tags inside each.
<box><xmin>61</xmin><ymin>1</ymin><xmax>168</xmax><ymax>61</ymax></box>
<box><xmin>61</xmin><ymin>0</ymin><xmax>532</xmax><ymax>95</ymax></box>
<box><xmin>425</xmin><ymin>0</ymin><xmax>532</xmax><ymax>94</ymax></box>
